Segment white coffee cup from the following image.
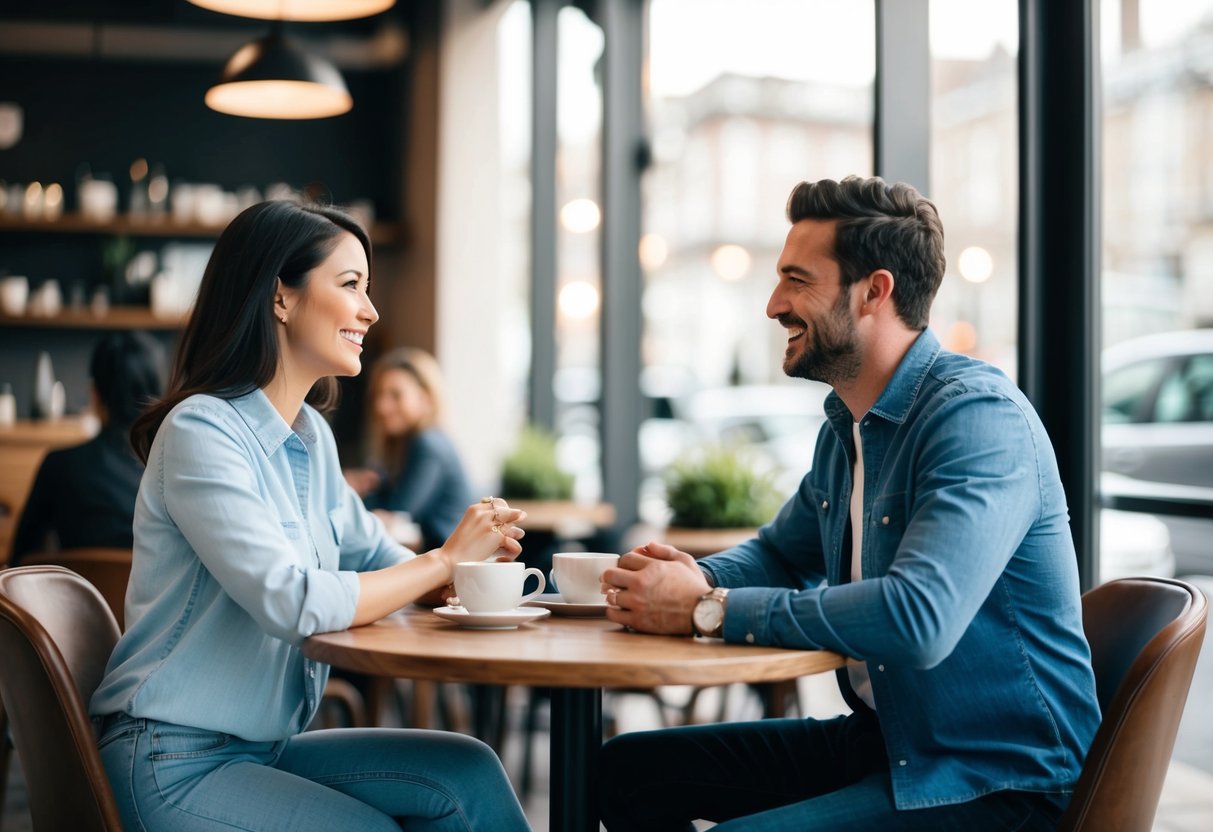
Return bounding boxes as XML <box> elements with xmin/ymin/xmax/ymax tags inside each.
<box><xmin>550</xmin><ymin>552</ymin><xmax>620</xmax><ymax>604</ymax></box>
<box><xmin>453</xmin><ymin>561</ymin><xmax>546</xmax><ymax>614</ymax></box>
<box><xmin>0</xmin><ymin>275</ymin><xmax>28</xmax><ymax>315</ymax></box>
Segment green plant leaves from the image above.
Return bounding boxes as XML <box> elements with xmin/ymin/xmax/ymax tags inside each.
<box><xmin>664</xmin><ymin>445</ymin><xmax>782</xmax><ymax>529</ymax></box>
<box><xmin>501</xmin><ymin>424</ymin><xmax>575</xmax><ymax>500</ymax></box>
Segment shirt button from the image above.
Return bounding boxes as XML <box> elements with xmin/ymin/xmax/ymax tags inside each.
<box><xmin>745</xmin><ymin>633</ymin><xmax>755</xmax><ymax>644</ymax></box>
<box><xmin>899</xmin><ymin>759</ymin><xmax>907</xmax><ymax>767</ymax></box>
<box><xmin>881</xmin><ymin>516</ymin><xmax>890</xmax><ymax>525</ymax></box>
<box><xmin>877</xmin><ymin>664</ymin><xmax>885</xmax><ymax>672</ymax></box>
<box><xmin>821</xmin><ymin>500</ymin><xmax>829</xmax><ymax>510</ymax></box>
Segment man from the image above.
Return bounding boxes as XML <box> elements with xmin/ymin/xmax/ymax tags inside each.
<box><xmin>599</xmin><ymin>176</ymin><xmax>1100</xmax><ymax>830</ymax></box>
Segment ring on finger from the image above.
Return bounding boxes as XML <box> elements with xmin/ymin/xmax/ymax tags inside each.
<box><xmin>481</xmin><ymin>495</ymin><xmax>495</xmax><ymax>504</ymax></box>
<box><xmin>491</xmin><ymin>524</ymin><xmax>503</xmax><ymax>535</ymax></box>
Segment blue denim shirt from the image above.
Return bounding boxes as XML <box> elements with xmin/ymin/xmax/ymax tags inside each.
<box><xmin>702</xmin><ymin>329</ymin><xmax>1101</xmax><ymax>810</ymax></box>
<box><xmin>90</xmin><ymin>390</ymin><xmax>411</xmax><ymax>741</ymax></box>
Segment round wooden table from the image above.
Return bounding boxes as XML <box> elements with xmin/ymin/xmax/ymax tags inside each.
<box><xmin>304</xmin><ymin>605</ymin><xmax>845</xmax><ymax>832</ymax></box>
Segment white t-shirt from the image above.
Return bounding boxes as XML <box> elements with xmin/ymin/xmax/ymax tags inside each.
<box><xmin>847</xmin><ymin>420</ymin><xmax>876</xmax><ymax>710</ymax></box>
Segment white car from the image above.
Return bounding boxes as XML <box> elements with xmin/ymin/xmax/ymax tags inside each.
<box><xmin>1103</xmin><ymin>329</ymin><xmax>1213</xmax><ymax>575</ymax></box>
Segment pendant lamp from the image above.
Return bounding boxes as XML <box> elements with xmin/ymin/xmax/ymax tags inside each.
<box><xmin>187</xmin><ymin>1</ymin><xmax>395</xmax><ymax>22</ymax></box>
<box><xmin>205</xmin><ymin>24</ymin><xmax>352</xmax><ymax>119</ymax></box>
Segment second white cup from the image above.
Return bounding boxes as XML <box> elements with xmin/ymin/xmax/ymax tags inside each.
<box><xmin>550</xmin><ymin>552</ymin><xmax>620</xmax><ymax>604</ymax></box>
<box><xmin>453</xmin><ymin>561</ymin><xmax>546</xmax><ymax>613</ymax></box>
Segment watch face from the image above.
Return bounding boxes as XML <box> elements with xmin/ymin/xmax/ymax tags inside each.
<box><xmin>694</xmin><ymin>598</ymin><xmax>723</xmax><ymax>634</ymax></box>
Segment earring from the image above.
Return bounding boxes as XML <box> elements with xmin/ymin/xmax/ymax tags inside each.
<box><xmin>277</xmin><ymin>315</ymin><xmax>287</xmax><ymax>324</ymax></box>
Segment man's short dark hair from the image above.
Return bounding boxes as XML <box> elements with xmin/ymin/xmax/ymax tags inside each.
<box><xmin>786</xmin><ymin>176</ymin><xmax>945</xmax><ymax>329</ymax></box>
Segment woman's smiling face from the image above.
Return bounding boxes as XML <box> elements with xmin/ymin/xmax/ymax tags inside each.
<box><xmin>279</xmin><ymin>231</ymin><xmax>378</xmax><ymax>383</ymax></box>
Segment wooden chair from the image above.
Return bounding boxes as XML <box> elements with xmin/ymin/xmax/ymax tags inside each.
<box><xmin>0</xmin><ymin>565</ymin><xmax>124</xmax><ymax>830</ymax></box>
<box><xmin>1060</xmin><ymin>576</ymin><xmax>1208</xmax><ymax>831</ymax></box>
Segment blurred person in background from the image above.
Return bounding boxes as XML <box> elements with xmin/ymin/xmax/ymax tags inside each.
<box><xmin>344</xmin><ymin>347</ymin><xmax>473</xmax><ymax>552</ymax></box>
<box><xmin>11</xmin><ymin>331</ymin><xmax>164</xmax><ymax>562</ymax></box>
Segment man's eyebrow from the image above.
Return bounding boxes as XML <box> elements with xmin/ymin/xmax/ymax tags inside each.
<box><xmin>779</xmin><ymin>264</ymin><xmax>813</xmax><ymax>278</ymax></box>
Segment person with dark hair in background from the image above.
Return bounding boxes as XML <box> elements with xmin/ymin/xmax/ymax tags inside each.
<box><xmin>11</xmin><ymin>331</ymin><xmax>164</xmax><ymax>562</ymax></box>
<box><xmin>89</xmin><ymin>200</ymin><xmax>532</xmax><ymax>831</ymax></box>
<box><xmin>345</xmin><ymin>347</ymin><xmax>473</xmax><ymax>552</ymax></box>
<box><xmin>597</xmin><ymin>176</ymin><xmax>1101</xmax><ymax>831</ymax></box>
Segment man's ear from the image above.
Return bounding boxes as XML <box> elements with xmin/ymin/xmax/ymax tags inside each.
<box><xmin>862</xmin><ymin>269</ymin><xmax>895</xmax><ymax>314</ymax></box>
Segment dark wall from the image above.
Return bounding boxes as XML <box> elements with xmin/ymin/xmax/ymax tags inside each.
<box><xmin>0</xmin><ymin>34</ymin><xmax>409</xmax><ymax>456</ymax></box>
<box><xmin>0</xmin><ymin>57</ymin><xmax>401</xmax><ymax>217</ymax></box>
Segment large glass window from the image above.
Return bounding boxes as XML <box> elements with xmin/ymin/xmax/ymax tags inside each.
<box><xmin>1100</xmin><ymin>0</ymin><xmax>1213</xmax><ymax>786</ymax></box>
<box><xmin>640</xmin><ymin>0</ymin><xmax>876</xmax><ymax>524</ymax></box>
<box><xmin>928</xmin><ymin>0</ymin><xmax>1018</xmax><ymax>375</ymax></box>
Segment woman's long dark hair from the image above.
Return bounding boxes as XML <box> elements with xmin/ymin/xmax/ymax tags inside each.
<box><xmin>131</xmin><ymin>200</ymin><xmax>371</xmax><ymax>462</ymax></box>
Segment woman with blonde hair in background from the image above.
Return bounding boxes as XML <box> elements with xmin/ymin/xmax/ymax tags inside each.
<box><xmin>345</xmin><ymin>347</ymin><xmax>474</xmax><ymax>552</ymax></box>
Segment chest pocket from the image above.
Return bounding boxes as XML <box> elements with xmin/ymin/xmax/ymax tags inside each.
<box><xmin>868</xmin><ymin>492</ymin><xmax>907</xmax><ymax>538</ymax></box>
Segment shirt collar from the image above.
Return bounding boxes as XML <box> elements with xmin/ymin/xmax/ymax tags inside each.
<box><xmin>824</xmin><ymin>328</ymin><xmax>942</xmax><ymax>430</ymax></box>
<box><xmin>227</xmin><ymin>388</ymin><xmax>319</xmax><ymax>456</ymax></box>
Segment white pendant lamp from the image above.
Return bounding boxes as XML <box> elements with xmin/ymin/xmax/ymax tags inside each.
<box><xmin>188</xmin><ymin>0</ymin><xmax>395</xmax><ymax>22</ymax></box>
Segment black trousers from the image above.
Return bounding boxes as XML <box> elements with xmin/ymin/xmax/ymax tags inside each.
<box><xmin>598</xmin><ymin>711</ymin><xmax>1066</xmax><ymax>831</ymax></box>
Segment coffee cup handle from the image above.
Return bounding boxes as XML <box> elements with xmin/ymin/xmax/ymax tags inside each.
<box><xmin>520</xmin><ymin>568</ymin><xmax>546</xmax><ymax>605</ymax></box>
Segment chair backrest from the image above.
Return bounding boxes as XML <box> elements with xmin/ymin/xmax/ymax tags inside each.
<box><xmin>1060</xmin><ymin>576</ymin><xmax>1208</xmax><ymax>832</ymax></box>
<box><xmin>0</xmin><ymin>565</ymin><xmax>124</xmax><ymax>831</ymax></box>
<box><xmin>21</xmin><ymin>548</ymin><xmax>133</xmax><ymax>630</ymax></box>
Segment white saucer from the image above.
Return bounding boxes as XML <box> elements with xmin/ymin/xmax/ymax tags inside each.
<box><xmin>523</xmin><ymin>593</ymin><xmax>609</xmax><ymax>617</ymax></box>
<box><xmin>432</xmin><ymin>605</ymin><xmax>551</xmax><ymax>630</ymax></box>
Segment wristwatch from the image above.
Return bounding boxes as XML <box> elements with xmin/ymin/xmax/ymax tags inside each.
<box><xmin>692</xmin><ymin>587</ymin><xmax>729</xmax><ymax>638</ymax></box>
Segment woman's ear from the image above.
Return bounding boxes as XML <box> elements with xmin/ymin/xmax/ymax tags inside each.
<box><xmin>274</xmin><ymin>277</ymin><xmax>289</xmax><ymax>325</ymax></box>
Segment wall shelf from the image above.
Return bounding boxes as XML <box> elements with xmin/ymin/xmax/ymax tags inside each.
<box><xmin>0</xmin><ymin>212</ymin><xmax>400</xmax><ymax>246</ymax></box>
<box><xmin>0</xmin><ymin>307</ymin><xmax>184</xmax><ymax>330</ymax></box>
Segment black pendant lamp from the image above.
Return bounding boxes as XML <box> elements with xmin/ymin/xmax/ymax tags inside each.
<box><xmin>205</xmin><ymin>23</ymin><xmax>352</xmax><ymax>119</ymax></box>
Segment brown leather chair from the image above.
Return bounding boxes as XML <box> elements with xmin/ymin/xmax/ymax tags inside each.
<box><xmin>22</xmin><ymin>547</ymin><xmax>133</xmax><ymax>630</ymax></box>
<box><xmin>1060</xmin><ymin>576</ymin><xmax>1208</xmax><ymax>832</ymax></box>
<box><xmin>0</xmin><ymin>565</ymin><xmax>124</xmax><ymax>830</ymax></box>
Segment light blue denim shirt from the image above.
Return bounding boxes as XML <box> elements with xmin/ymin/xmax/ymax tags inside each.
<box><xmin>90</xmin><ymin>389</ymin><xmax>412</xmax><ymax>741</ymax></box>
<box><xmin>701</xmin><ymin>329</ymin><xmax>1101</xmax><ymax>810</ymax></box>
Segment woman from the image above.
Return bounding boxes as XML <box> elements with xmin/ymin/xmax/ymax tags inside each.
<box><xmin>89</xmin><ymin>200</ymin><xmax>531</xmax><ymax>832</ymax></box>
<box><xmin>346</xmin><ymin>348</ymin><xmax>473</xmax><ymax>552</ymax></box>
<box><xmin>11</xmin><ymin>331</ymin><xmax>163</xmax><ymax>561</ymax></box>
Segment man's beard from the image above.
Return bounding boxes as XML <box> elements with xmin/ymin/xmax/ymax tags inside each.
<box><xmin>782</xmin><ymin>294</ymin><xmax>862</xmax><ymax>386</ymax></box>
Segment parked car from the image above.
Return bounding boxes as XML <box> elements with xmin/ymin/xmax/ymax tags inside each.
<box><xmin>1102</xmin><ymin>328</ymin><xmax>1213</xmax><ymax>576</ymax></box>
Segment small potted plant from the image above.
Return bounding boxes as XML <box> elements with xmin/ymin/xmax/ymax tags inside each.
<box><xmin>662</xmin><ymin>444</ymin><xmax>783</xmax><ymax>556</ymax></box>
<box><xmin>500</xmin><ymin>424</ymin><xmax>574</xmax><ymax>501</ymax></box>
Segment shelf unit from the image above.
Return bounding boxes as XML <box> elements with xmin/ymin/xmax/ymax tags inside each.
<box><xmin>0</xmin><ymin>307</ymin><xmax>184</xmax><ymax>330</ymax></box>
<box><xmin>0</xmin><ymin>212</ymin><xmax>401</xmax><ymax>246</ymax></box>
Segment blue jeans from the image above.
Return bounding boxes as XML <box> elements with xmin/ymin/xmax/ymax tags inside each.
<box><xmin>599</xmin><ymin>712</ymin><xmax>1067</xmax><ymax>831</ymax></box>
<box><xmin>95</xmin><ymin>714</ymin><xmax>530</xmax><ymax>831</ymax></box>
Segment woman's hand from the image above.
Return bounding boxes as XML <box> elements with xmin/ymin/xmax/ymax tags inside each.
<box><xmin>431</xmin><ymin>497</ymin><xmax>526</xmax><ymax>580</ymax></box>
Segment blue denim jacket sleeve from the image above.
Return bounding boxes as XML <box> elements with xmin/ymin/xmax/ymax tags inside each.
<box><xmin>161</xmin><ymin>404</ymin><xmax>361</xmax><ymax>644</ymax></box>
<box><xmin>712</xmin><ymin>389</ymin><xmax>1043</xmax><ymax>669</ymax></box>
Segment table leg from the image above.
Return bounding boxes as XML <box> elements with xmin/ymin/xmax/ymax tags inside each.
<box><xmin>550</xmin><ymin>687</ymin><xmax>601</xmax><ymax>832</ymax></box>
